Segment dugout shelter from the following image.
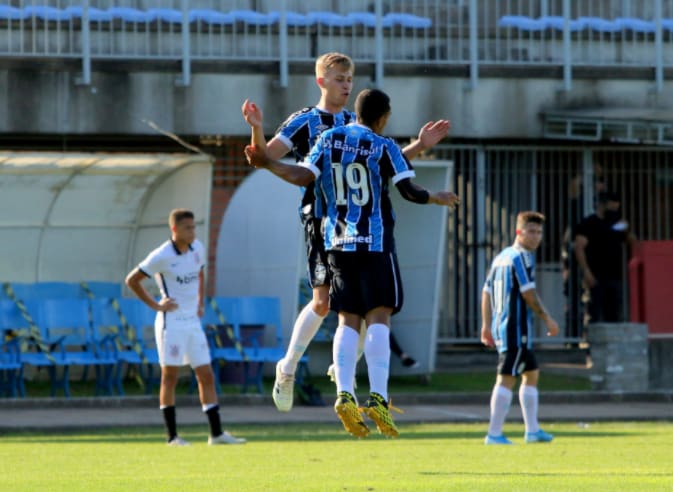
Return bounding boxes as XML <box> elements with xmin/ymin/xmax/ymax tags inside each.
<box><xmin>0</xmin><ymin>151</ymin><xmax>212</xmax><ymax>288</ymax></box>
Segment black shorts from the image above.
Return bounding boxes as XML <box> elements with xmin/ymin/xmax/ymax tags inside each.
<box><xmin>327</xmin><ymin>251</ymin><xmax>403</xmax><ymax>317</ymax></box>
<box><xmin>497</xmin><ymin>349</ymin><xmax>539</xmax><ymax>376</ymax></box>
<box><xmin>303</xmin><ymin>217</ymin><xmax>329</xmax><ymax>288</ymax></box>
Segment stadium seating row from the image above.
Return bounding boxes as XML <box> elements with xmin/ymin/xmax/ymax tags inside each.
<box><xmin>0</xmin><ymin>291</ymin><xmax>287</xmax><ymax>399</ymax></box>
<box><xmin>499</xmin><ymin>15</ymin><xmax>673</xmax><ymax>33</ymax></box>
<box><xmin>0</xmin><ymin>5</ymin><xmax>433</xmax><ymax>28</ymax></box>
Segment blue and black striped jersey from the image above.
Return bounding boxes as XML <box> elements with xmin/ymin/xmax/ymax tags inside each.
<box><xmin>275</xmin><ymin>106</ymin><xmax>355</xmax><ymax>219</ymax></box>
<box><xmin>300</xmin><ymin>122</ymin><xmax>416</xmax><ymax>253</ymax></box>
<box><xmin>483</xmin><ymin>244</ymin><xmax>536</xmax><ymax>353</ymax></box>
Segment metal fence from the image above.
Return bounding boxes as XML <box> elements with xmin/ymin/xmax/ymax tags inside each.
<box><xmin>0</xmin><ymin>0</ymin><xmax>671</xmax><ymax>88</ymax></box>
<box><xmin>430</xmin><ymin>143</ymin><xmax>673</xmax><ymax>344</ymax></box>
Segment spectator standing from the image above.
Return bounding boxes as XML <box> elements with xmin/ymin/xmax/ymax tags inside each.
<box><xmin>574</xmin><ymin>192</ymin><xmax>636</xmax><ymax>324</ymax></box>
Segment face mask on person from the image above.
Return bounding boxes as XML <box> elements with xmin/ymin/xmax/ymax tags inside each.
<box><xmin>604</xmin><ymin>209</ymin><xmax>622</xmax><ymax>225</ymax></box>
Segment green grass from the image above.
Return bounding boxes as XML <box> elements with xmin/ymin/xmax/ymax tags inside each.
<box><xmin>0</xmin><ymin>422</ymin><xmax>671</xmax><ymax>491</ymax></box>
<box><xmin>20</xmin><ymin>369</ymin><xmax>591</xmax><ymax>398</ymax></box>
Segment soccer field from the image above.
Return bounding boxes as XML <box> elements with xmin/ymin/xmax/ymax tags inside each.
<box><xmin>1</xmin><ymin>422</ymin><xmax>672</xmax><ymax>491</ymax></box>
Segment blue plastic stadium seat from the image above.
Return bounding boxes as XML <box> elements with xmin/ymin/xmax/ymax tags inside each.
<box><xmin>383</xmin><ymin>12</ymin><xmax>432</xmax><ymax>29</ymax></box>
<box><xmin>23</xmin><ymin>5</ymin><xmax>72</xmax><ymax>21</ymax></box>
<box><xmin>32</xmin><ymin>282</ymin><xmax>81</xmax><ymax>299</ymax></box>
<box><xmin>347</xmin><ymin>12</ymin><xmax>377</xmax><ymax>28</ymax></box>
<box><xmin>64</xmin><ymin>6</ymin><xmax>113</xmax><ymax>22</ymax></box>
<box><xmin>189</xmin><ymin>9</ymin><xmax>235</xmax><ymax>25</ymax></box>
<box><xmin>147</xmin><ymin>8</ymin><xmax>183</xmax><ymax>24</ymax></box>
<box><xmin>307</xmin><ymin>11</ymin><xmax>354</xmax><ymax>27</ymax></box>
<box><xmin>83</xmin><ymin>281</ymin><xmax>122</xmax><ymax>299</ymax></box>
<box><xmin>498</xmin><ymin>15</ymin><xmax>546</xmax><ymax>31</ymax></box>
<box><xmin>230</xmin><ymin>9</ymin><xmax>277</xmax><ymax>26</ymax></box>
<box><xmin>662</xmin><ymin>18</ymin><xmax>673</xmax><ymax>31</ymax></box>
<box><xmin>106</xmin><ymin>7</ymin><xmax>155</xmax><ymax>23</ymax></box>
<box><xmin>0</xmin><ymin>5</ymin><xmax>28</xmax><ymax>20</ymax></box>
<box><xmin>269</xmin><ymin>10</ymin><xmax>314</xmax><ymax>27</ymax></box>
<box><xmin>539</xmin><ymin>16</ymin><xmax>587</xmax><ymax>31</ymax></box>
<box><xmin>615</xmin><ymin>17</ymin><xmax>656</xmax><ymax>33</ymax></box>
<box><xmin>580</xmin><ymin>17</ymin><xmax>622</xmax><ymax>32</ymax></box>
<box><xmin>0</xmin><ymin>337</ymin><xmax>23</xmax><ymax>397</ymax></box>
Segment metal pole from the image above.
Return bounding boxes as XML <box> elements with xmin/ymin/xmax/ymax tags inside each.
<box><xmin>279</xmin><ymin>0</ymin><xmax>289</xmax><ymax>88</ymax></box>
<box><xmin>374</xmin><ymin>0</ymin><xmax>384</xmax><ymax>88</ymax></box>
<box><xmin>475</xmin><ymin>148</ymin><xmax>486</xmax><ymax>297</ymax></box>
<box><xmin>467</xmin><ymin>0</ymin><xmax>478</xmax><ymax>89</ymax></box>
<box><xmin>77</xmin><ymin>0</ymin><xmax>91</xmax><ymax>85</ymax></box>
<box><xmin>562</xmin><ymin>0</ymin><xmax>572</xmax><ymax>92</ymax></box>
<box><xmin>179</xmin><ymin>0</ymin><xmax>191</xmax><ymax>87</ymax></box>
<box><xmin>654</xmin><ymin>0</ymin><xmax>663</xmax><ymax>93</ymax></box>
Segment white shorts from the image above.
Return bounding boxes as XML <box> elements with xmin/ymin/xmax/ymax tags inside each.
<box><xmin>154</xmin><ymin>312</ymin><xmax>211</xmax><ymax>368</ymax></box>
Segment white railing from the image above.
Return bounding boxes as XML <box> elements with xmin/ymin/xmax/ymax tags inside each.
<box><xmin>0</xmin><ymin>0</ymin><xmax>671</xmax><ymax>89</ymax></box>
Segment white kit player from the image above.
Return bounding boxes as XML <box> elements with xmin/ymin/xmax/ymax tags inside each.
<box><xmin>125</xmin><ymin>208</ymin><xmax>245</xmax><ymax>446</ymax></box>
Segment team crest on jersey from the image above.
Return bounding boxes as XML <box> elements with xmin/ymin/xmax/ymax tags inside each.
<box><xmin>170</xmin><ymin>345</ymin><xmax>180</xmax><ymax>357</ymax></box>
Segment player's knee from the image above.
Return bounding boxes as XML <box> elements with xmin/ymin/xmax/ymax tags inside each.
<box><xmin>196</xmin><ymin>370</ymin><xmax>214</xmax><ymax>386</ymax></box>
<box><xmin>312</xmin><ymin>298</ymin><xmax>329</xmax><ymax>317</ymax></box>
<box><xmin>161</xmin><ymin>373</ymin><xmax>179</xmax><ymax>388</ymax></box>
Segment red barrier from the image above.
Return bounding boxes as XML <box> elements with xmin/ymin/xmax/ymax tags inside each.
<box><xmin>628</xmin><ymin>240</ymin><xmax>673</xmax><ymax>334</ymax></box>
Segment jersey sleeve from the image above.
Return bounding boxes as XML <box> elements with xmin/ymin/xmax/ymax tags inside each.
<box><xmin>194</xmin><ymin>240</ymin><xmax>207</xmax><ymax>270</ymax></box>
<box><xmin>381</xmin><ymin>139</ymin><xmax>416</xmax><ymax>184</ymax></box>
<box><xmin>513</xmin><ymin>252</ymin><xmax>535</xmax><ymax>292</ymax></box>
<box><xmin>299</xmin><ymin>132</ymin><xmax>327</xmax><ymax>178</ymax></box>
<box><xmin>275</xmin><ymin>110</ymin><xmax>309</xmax><ymax>152</ymax></box>
<box><xmin>482</xmin><ymin>267</ymin><xmax>493</xmax><ymax>294</ymax></box>
<box><xmin>137</xmin><ymin>247</ymin><xmax>165</xmax><ymax>277</ymax></box>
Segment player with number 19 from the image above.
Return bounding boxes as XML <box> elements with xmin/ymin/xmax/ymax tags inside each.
<box><xmin>245</xmin><ymin>88</ymin><xmax>460</xmax><ymax>437</ymax></box>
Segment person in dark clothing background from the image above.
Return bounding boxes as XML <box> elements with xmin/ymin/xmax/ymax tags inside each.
<box><xmin>574</xmin><ymin>191</ymin><xmax>637</xmax><ymax>324</ymax></box>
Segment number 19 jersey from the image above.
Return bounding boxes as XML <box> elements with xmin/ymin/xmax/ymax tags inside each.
<box><xmin>300</xmin><ymin>122</ymin><xmax>416</xmax><ymax>253</ymax></box>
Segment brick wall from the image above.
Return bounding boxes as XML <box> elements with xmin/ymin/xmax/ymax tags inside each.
<box><xmin>205</xmin><ymin>139</ymin><xmax>255</xmax><ymax>295</ymax></box>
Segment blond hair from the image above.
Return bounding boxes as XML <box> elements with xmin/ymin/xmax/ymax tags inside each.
<box><xmin>315</xmin><ymin>52</ymin><xmax>354</xmax><ymax>78</ymax></box>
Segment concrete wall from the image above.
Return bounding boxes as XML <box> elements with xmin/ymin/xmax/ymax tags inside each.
<box><xmin>2</xmin><ymin>68</ymin><xmax>671</xmax><ymax>139</ymax></box>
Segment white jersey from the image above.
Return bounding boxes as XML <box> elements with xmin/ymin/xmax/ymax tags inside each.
<box><xmin>138</xmin><ymin>239</ymin><xmax>205</xmax><ymax>318</ymax></box>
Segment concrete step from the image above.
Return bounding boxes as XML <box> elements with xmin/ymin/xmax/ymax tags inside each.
<box><xmin>435</xmin><ymin>345</ymin><xmax>589</xmax><ymax>371</ymax></box>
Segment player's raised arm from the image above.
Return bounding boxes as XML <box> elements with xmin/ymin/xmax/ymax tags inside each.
<box><xmin>395</xmin><ymin>178</ymin><xmax>460</xmax><ymax>209</ymax></box>
<box><xmin>241</xmin><ymin>99</ymin><xmax>292</xmax><ymax>160</ymax></box>
<box><xmin>402</xmin><ymin>119</ymin><xmax>451</xmax><ymax>161</ymax></box>
<box><xmin>244</xmin><ymin>144</ymin><xmax>314</xmax><ymax>187</ymax></box>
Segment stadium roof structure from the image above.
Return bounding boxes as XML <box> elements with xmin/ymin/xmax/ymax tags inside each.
<box><xmin>0</xmin><ymin>151</ymin><xmax>212</xmax><ymax>284</ymax></box>
<box><xmin>542</xmin><ymin>107</ymin><xmax>673</xmax><ymax>146</ymax></box>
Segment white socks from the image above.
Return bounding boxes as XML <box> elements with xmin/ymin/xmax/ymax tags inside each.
<box><xmin>332</xmin><ymin>325</ymin><xmax>359</xmax><ymax>395</ymax></box>
<box><xmin>364</xmin><ymin>323</ymin><xmax>391</xmax><ymax>401</ymax></box>
<box><xmin>519</xmin><ymin>385</ymin><xmax>540</xmax><ymax>433</ymax></box>
<box><xmin>279</xmin><ymin>303</ymin><xmax>325</xmax><ymax>375</ymax></box>
<box><xmin>488</xmin><ymin>385</ymin><xmax>513</xmax><ymax>437</ymax></box>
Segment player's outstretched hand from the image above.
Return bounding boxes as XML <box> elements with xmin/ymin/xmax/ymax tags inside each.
<box><xmin>433</xmin><ymin>191</ymin><xmax>461</xmax><ymax>209</ymax></box>
<box><xmin>418</xmin><ymin>119</ymin><xmax>451</xmax><ymax>149</ymax></box>
<box><xmin>244</xmin><ymin>144</ymin><xmax>269</xmax><ymax>168</ymax></box>
<box><xmin>241</xmin><ymin>99</ymin><xmax>263</xmax><ymax>128</ymax></box>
